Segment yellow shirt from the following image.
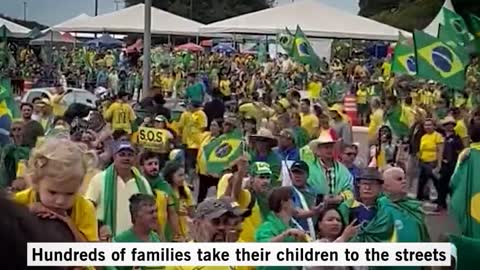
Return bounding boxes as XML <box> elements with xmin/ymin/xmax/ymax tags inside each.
<box><xmin>51</xmin><ymin>94</ymin><xmax>67</xmax><ymax>116</ymax></box>
<box><xmin>216</xmin><ymin>174</ymin><xmax>262</xmax><ymax>243</ymax></box>
<box><xmin>197</xmin><ymin>132</ymin><xmax>213</xmax><ymax>175</ymax></box>
<box><xmin>382</xmin><ymin>62</ymin><xmax>391</xmax><ymax>78</ymax></box>
<box><xmin>161</xmin><ymin>76</ymin><xmax>174</xmax><ymax>92</ymax></box>
<box><xmin>154</xmin><ymin>190</ymin><xmax>170</xmax><ymax>238</ymax></box>
<box><xmin>368</xmin><ymin>109</ymin><xmax>384</xmax><ymax>141</ymax></box>
<box><xmin>306</xmin><ymin>81</ymin><xmax>322</xmax><ymax>99</ymax></box>
<box><xmin>419</xmin><ymin>132</ymin><xmax>444</xmax><ymax>162</ymax></box>
<box><xmin>454</xmin><ymin>119</ymin><xmax>468</xmax><ymax>139</ymax></box>
<box><xmin>174</xmin><ymin>185</ymin><xmax>194</xmax><ymax>240</ymax></box>
<box><xmin>238</xmin><ymin>102</ymin><xmax>261</xmax><ymax>122</ymax></box>
<box><xmin>356</xmin><ymin>88</ymin><xmax>368</xmax><ymax>104</ymax></box>
<box><xmin>219</xmin><ymin>79</ymin><xmax>231</xmax><ymax>97</ymax></box>
<box><xmin>178</xmin><ymin>110</ymin><xmax>208</xmax><ymax>149</ymax></box>
<box><xmin>300</xmin><ymin>113</ymin><xmax>319</xmax><ymax>139</ymax></box>
<box><xmin>104</xmin><ymin>102</ymin><xmax>136</xmax><ymax>134</ymax></box>
<box><xmin>15</xmin><ymin>188</ymin><xmax>98</xmax><ymax>241</ymax></box>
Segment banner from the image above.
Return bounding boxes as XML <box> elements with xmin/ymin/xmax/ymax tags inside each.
<box><xmin>137</xmin><ymin>127</ymin><xmax>168</xmax><ymax>150</ymax></box>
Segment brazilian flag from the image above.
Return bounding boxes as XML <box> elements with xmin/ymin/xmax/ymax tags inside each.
<box><xmin>438</xmin><ymin>24</ymin><xmax>470</xmax><ymax>65</ymax></box>
<box><xmin>291</xmin><ymin>25</ymin><xmax>320</xmax><ymax>70</ymax></box>
<box><xmin>439</xmin><ymin>8</ymin><xmax>474</xmax><ymax>48</ymax></box>
<box><xmin>467</xmin><ymin>14</ymin><xmax>480</xmax><ymax>53</ymax></box>
<box><xmin>413</xmin><ymin>30</ymin><xmax>466</xmax><ymax>90</ymax></box>
<box><xmin>277</xmin><ymin>28</ymin><xmax>294</xmax><ymax>56</ymax></box>
<box><xmin>203</xmin><ymin>129</ymin><xmax>244</xmax><ymax>175</ymax></box>
<box><xmin>391</xmin><ymin>33</ymin><xmax>416</xmax><ymax>75</ymax></box>
<box><xmin>450</xmin><ymin>144</ymin><xmax>480</xmax><ymax>238</ymax></box>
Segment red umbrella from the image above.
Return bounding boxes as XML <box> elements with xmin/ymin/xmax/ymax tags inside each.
<box><xmin>174</xmin><ymin>42</ymin><xmax>204</xmax><ymax>53</ymax></box>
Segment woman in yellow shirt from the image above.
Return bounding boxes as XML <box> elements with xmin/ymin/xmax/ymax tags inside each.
<box><xmin>15</xmin><ymin>138</ymin><xmax>98</xmax><ymax>242</ymax></box>
<box><xmin>162</xmin><ymin>160</ymin><xmax>194</xmax><ymax>241</ymax></box>
<box><xmin>417</xmin><ymin>118</ymin><xmax>444</xmax><ymax>201</ymax></box>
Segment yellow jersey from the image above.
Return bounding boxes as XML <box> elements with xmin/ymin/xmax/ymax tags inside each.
<box><xmin>178</xmin><ymin>110</ymin><xmax>208</xmax><ymax>149</ymax></box>
<box><xmin>104</xmin><ymin>102</ymin><xmax>136</xmax><ymax>134</ymax></box>
<box><xmin>300</xmin><ymin>113</ymin><xmax>319</xmax><ymax>139</ymax></box>
<box><xmin>15</xmin><ymin>188</ymin><xmax>98</xmax><ymax>241</ymax></box>
<box><xmin>419</xmin><ymin>132</ymin><xmax>444</xmax><ymax>162</ymax></box>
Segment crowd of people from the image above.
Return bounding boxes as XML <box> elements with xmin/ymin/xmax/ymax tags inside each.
<box><xmin>2</xmin><ymin>41</ymin><xmax>479</xmax><ymax>270</ymax></box>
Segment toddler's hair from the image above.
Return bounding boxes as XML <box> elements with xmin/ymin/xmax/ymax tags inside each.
<box><xmin>27</xmin><ymin>138</ymin><xmax>97</xmax><ymax>187</ymax></box>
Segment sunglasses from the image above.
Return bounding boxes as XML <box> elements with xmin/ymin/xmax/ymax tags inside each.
<box><xmin>257</xmin><ymin>174</ymin><xmax>271</xmax><ymax>179</ymax></box>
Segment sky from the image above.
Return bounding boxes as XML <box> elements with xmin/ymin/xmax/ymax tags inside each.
<box><xmin>1</xmin><ymin>0</ymin><xmax>359</xmax><ymax>26</ymax></box>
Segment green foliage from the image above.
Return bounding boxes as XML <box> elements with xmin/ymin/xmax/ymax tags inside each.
<box><xmin>125</xmin><ymin>0</ymin><xmax>274</xmax><ymax>24</ymax></box>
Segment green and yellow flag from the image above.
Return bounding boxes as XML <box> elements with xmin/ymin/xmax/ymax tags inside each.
<box><xmin>450</xmin><ymin>143</ymin><xmax>480</xmax><ymax>239</ymax></box>
<box><xmin>413</xmin><ymin>30</ymin><xmax>466</xmax><ymax>90</ymax></box>
<box><xmin>438</xmin><ymin>24</ymin><xmax>470</xmax><ymax>65</ymax></box>
<box><xmin>384</xmin><ymin>104</ymin><xmax>410</xmax><ymax>139</ymax></box>
<box><xmin>292</xmin><ymin>25</ymin><xmax>320</xmax><ymax>70</ymax></box>
<box><xmin>203</xmin><ymin>129</ymin><xmax>244</xmax><ymax>175</ymax></box>
<box><xmin>277</xmin><ymin>28</ymin><xmax>294</xmax><ymax>56</ymax></box>
<box><xmin>391</xmin><ymin>33</ymin><xmax>416</xmax><ymax>75</ymax></box>
<box><xmin>467</xmin><ymin>14</ymin><xmax>480</xmax><ymax>53</ymax></box>
<box><xmin>439</xmin><ymin>8</ymin><xmax>474</xmax><ymax>48</ymax></box>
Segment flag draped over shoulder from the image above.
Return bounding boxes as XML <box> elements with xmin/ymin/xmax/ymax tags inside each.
<box><xmin>338</xmin><ymin>198</ymin><xmax>396</xmax><ymax>242</ymax></box>
<box><xmin>392</xmin><ymin>33</ymin><xmax>417</xmax><ymax>75</ymax></box>
<box><xmin>292</xmin><ymin>25</ymin><xmax>321</xmax><ymax>70</ymax></box>
<box><xmin>0</xmin><ymin>78</ymin><xmax>19</xmax><ymax>146</ymax></box>
<box><xmin>384</xmin><ymin>104</ymin><xmax>410</xmax><ymax>138</ymax></box>
<box><xmin>413</xmin><ymin>30</ymin><xmax>466</xmax><ymax>90</ymax></box>
<box><xmin>449</xmin><ymin>143</ymin><xmax>480</xmax><ymax>238</ymax></box>
<box><xmin>203</xmin><ymin>129</ymin><xmax>244</xmax><ymax>175</ymax></box>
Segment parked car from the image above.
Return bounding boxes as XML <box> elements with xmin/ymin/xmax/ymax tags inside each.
<box><xmin>21</xmin><ymin>88</ymin><xmax>98</xmax><ymax>108</ymax></box>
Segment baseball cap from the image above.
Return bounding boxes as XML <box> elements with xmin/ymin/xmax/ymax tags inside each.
<box><xmin>114</xmin><ymin>141</ymin><xmax>135</xmax><ymax>154</ymax></box>
<box><xmin>154</xmin><ymin>115</ymin><xmax>168</xmax><ymax>122</ymax></box>
<box><xmin>249</xmin><ymin>162</ymin><xmax>272</xmax><ymax>177</ymax></box>
<box><xmin>290</xmin><ymin>161</ymin><xmax>309</xmax><ymax>174</ymax></box>
<box><xmin>279</xmin><ymin>129</ymin><xmax>295</xmax><ymax>141</ymax></box>
<box><xmin>195</xmin><ymin>197</ymin><xmax>249</xmax><ymax>219</ymax></box>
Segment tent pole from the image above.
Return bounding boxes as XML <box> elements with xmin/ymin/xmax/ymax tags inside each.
<box><xmin>142</xmin><ymin>0</ymin><xmax>152</xmax><ymax>99</ymax></box>
<box><xmin>168</xmin><ymin>35</ymin><xmax>171</xmax><ymax>46</ymax></box>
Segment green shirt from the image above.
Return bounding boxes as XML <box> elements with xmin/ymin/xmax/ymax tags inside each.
<box><xmin>113</xmin><ymin>228</ymin><xmax>163</xmax><ymax>270</ymax></box>
<box><xmin>255</xmin><ymin>213</ymin><xmax>298</xmax><ymax>270</ymax></box>
<box><xmin>186</xmin><ymin>83</ymin><xmax>204</xmax><ymax>104</ymax></box>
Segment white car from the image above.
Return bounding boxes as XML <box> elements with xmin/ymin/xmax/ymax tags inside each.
<box><xmin>21</xmin><ymin>88</ymin><xmax>98</xmax><ymax>108</ymax></box>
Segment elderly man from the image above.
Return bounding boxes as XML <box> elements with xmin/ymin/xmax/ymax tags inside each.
<box><xmin>382</xmin><ymin>167</ymin><xmax>430</xmax><ymax>243</ymax></box>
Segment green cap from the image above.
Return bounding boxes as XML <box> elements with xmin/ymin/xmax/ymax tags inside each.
<box><xmin>249</xmin><ymin>162</ymin><xmax>272</xmax><ymax>176</ymax></box>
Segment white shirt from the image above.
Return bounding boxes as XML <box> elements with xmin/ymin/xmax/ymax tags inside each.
<box><xmin>84</xmin><ymin>169</ymin><xmax>153</xmax><ymax>235</ymax></box>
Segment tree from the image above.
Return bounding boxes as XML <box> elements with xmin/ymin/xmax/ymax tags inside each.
<box><xmin>124</xmin><ymin>0</ymin><xmax>274</xmax><ymax>24</ymax></box>
<box><xmin>359</xmin><ymin>0</ymin><xmax>480</xmax><ymax>32</ymax></box>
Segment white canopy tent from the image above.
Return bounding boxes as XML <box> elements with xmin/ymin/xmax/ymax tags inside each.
<box><xmin>44</xmin><ymin>13</ymin><xmax>91</xmax><ymax>33</ymax></box>
<box><xmin>423</xmin><ymin>0</ymin><xmax>455</xmax><ymax>36</ymax></box>
<box><xmin>0</xmin><ymin>17</ymin><xmax>30</xmax><ymax>34</ymax></box>
<box><xmin>53</xmin><ymin>4</ymin><xmax>204</xmax><ymax>36</ymax></box>
<box><xmin>200</xmin><ymin>0</ymin><xmax>408</xmax><ymax>40</ymax></box>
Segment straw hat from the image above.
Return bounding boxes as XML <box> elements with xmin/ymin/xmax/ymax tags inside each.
<box><xmin>441</xmin><ymin>116</ymin><xmax>456</xmax><ymax>126</ymax></box>
<box><xmin>308</xmin><ymin>132</ymin><xmax>336</xmax><ymax>151</ymax></box>
<box><xmin>249</xmin><ymin>128</ymin><xmax>277</xmax><ymax>147</ymax></box>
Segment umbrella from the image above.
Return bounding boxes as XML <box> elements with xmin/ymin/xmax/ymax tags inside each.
<box><xmin>212</xmin><ymin>43</ymin><xmax>236</xmax><ymax>54</ymax></box>
<box><xmin>87</xmin><ymin>34</ymin><xmax>123</xmax><ymax>49</ymax></box>
<box><xmin>174</xmin><ymin>42</ymin><xmax>204</xmax><ymax>53</ymax></box>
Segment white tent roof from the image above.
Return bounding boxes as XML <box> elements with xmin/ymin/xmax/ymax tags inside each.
<box><xmin>423</xmin><ymin>0</ymin><xmax>455</xmax><ymax>36</ymax></box>
<box><xmin>53</xmin><ymin>4</ymin><xmax>203</xmax><ymax>35</ymax></box>
<box><xmin>200</xmin><ymin>0</ymin><xmax>408</xmax><ymax>40</ymax></box>
<box><xmin>0</xmin><ymin>17</ymin><xmax>30</xmax><ymax>34</ymax></box>
<box><xmin>44</xmin><ymin>13</ymin><xmax>91</xmax><ymax>33</ymax></box>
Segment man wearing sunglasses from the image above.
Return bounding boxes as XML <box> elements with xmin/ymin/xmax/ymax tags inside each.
<box><xmin>340</xmin><ymin>144</ymin><xmax>361</xmax><ymax>196</ymax></box>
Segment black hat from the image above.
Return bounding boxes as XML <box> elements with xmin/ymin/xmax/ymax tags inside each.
<box><xmin>290</xmin><ymin>161</ymin><xmax>309</xmax><ymax>174</ymax></box>
<box><xmin>358</xmin><ymin>168</ymin><xmax>383</xmax><ymax>183</ymax></box>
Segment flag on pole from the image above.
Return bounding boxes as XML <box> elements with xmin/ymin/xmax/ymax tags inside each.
<box><xmin>203</xmin><ymin>129</ymin><xmax>244</xmax><ymax>175</ymax></box>
<box><xmin>438</xmin><ymin>24</ymin><xmax>470</xmax><ymax>65</ymax></box>
<box><xmin>413</xmin><ymin>30</ymin><xmax>466</xmax><ymax>90</ymax></box>
<box><xmin>391</xmin><ymin>33</ymin><xmax>416</xmax><ymax>75</ymax></box>
<box><xmin>277</xmin><ymin>28</ymin><xmax>294</xmax><ymax>56</ymax></box>
<box><xmin>291</xmin><ymin>25</ymin><xmax>321</xmax><ymax>70</ymax></box>
<box><xmin>467</xmin><ymin>14</ymin><xmax>480</xmax><ymax>53</ymax></box>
